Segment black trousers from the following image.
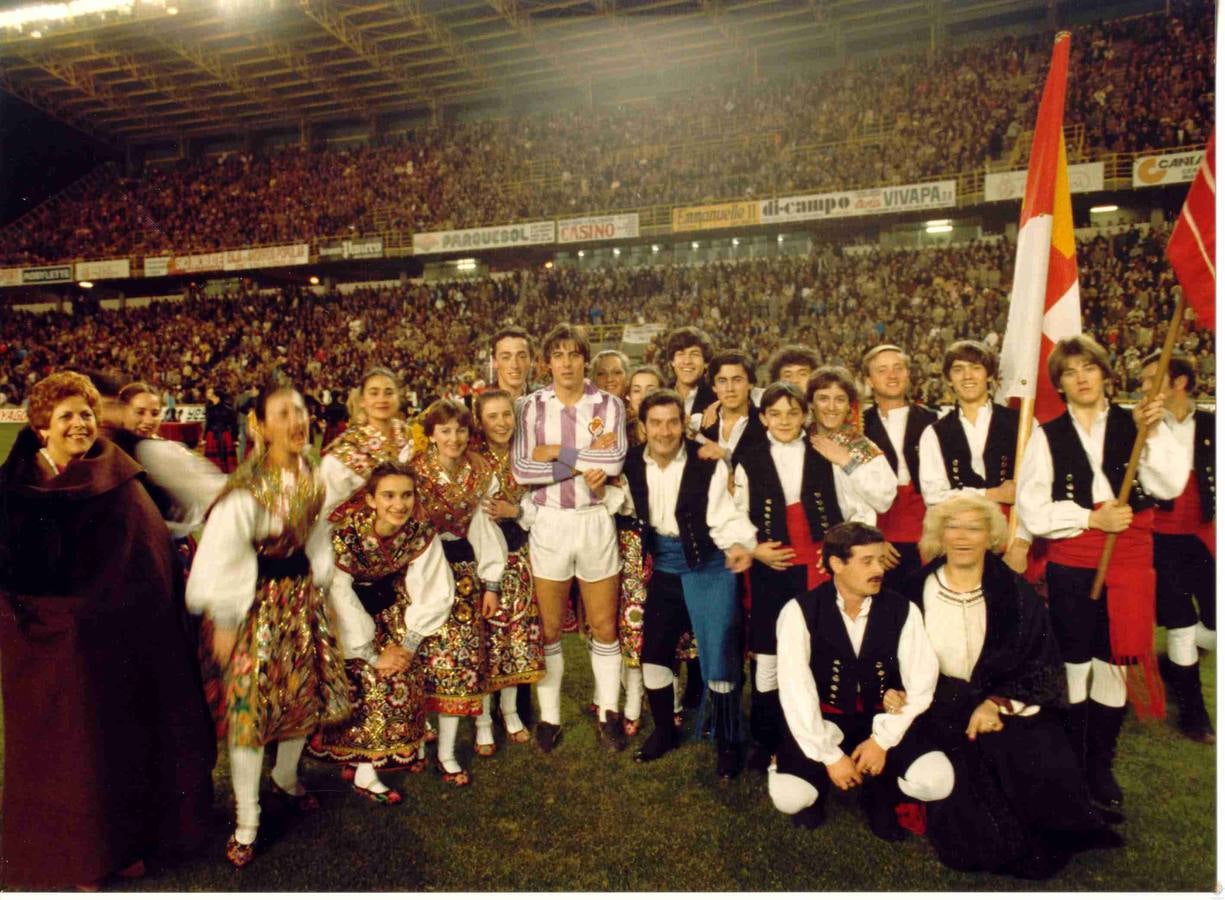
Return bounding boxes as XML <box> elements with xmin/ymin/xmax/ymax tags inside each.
<box><xmin>1154</xmin><ymin>532</ymin><xmax>1216</xmax><ymax>630</ymax></box>
<box><xmin>774</xmin><ymin>710</ymin><xmax>932</xmax><ymax>797</ymax></box>
<box><xmin>748</xmin><ymin>563</ymin><xmax>808</xmax><ymax>655</ymax></box>
<box><xmin>1045</xmin><ymin>563</ymin><xmax>1113</xmax><ymax>664</ymax></box>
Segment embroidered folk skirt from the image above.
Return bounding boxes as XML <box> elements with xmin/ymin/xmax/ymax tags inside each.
<box><xmin>617</xmin><ymin>524</ymin><xmax>698</xmax><ymax>666</ymax></box>
<box><xmin>309</xmin><ymin>590</ymin><xmax>429</xmax><ymax>768</ymax></box>
<box><xmin>486</xmin><ymin>548</ymin><xmax>545</xmax><ymax>691</ymax></box>
<box><xmin>222</xmin><ymin>558</ymin><xmax>352</xmax><ymax>748</ymax></box>
<box><xmin>420</xmin><ymin>546</ymin><xmax>488</xmax><ymax>717</ymax></box>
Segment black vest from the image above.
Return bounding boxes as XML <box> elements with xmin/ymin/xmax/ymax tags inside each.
<box><xmin>622</xmin><ymin>440</ymin><xmax>722</xmax><ymax>570</ymax></box>
<box><xmin>737</xmin><ymin>440</ymin><xmax>844</xmax><ymax>543</ymax></box>
<box><xmin>795</xmin><ymin>582</ymin><xmax>909</xmax><ymax>716</ymax></box>
<box><xmin>932</xmin><ymin>403</ymin><xmax>1018</xmax><ymax>490</ymax></box>
<box><xmin>1155</xmin><ymin>409</ymin><xmax>1215</xmax><ymax>522</ymax></box>
<box><xmin>1042</xmin><ymin>405</ymin><xmax>1155</xmax><ymax>511</ymax></box>
<box><xmin>862</xmin><ymin>404</ymin><xmax>938</xmax><ymax>497</ymax></box>
<box><xmin>703</xmin><ymin>403</ymin><xmax>767</xmax><ymax>461</ymax></box>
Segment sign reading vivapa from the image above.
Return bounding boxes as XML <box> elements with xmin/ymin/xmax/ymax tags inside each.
<box><xmin>758</xmin><ymin>180</ymin><xmax>957</xmax><ymax>224</ymax></box>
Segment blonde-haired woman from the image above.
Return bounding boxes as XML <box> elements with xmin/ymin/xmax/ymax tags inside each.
<box><xmin>897</xmin><ymin>496</ymin><xmax>1121</xmax><ymax>878</ymax></box>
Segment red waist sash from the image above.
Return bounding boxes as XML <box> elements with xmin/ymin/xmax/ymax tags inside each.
<box><xmin>1154</xmin><ymin>474</ymin><xmax>1215</xmax><ymax>556</ymax></box>
<box><xmin>876</xmin><ymin>482</ymin><xmax>926</xmax><ymax>544</ymax></box>
<box><xmin>785</xmin><ymin>503</ymin><xmax>831</xmax><ymax>591</ymax></box>
<box><xmin>1048</xmin><ymin>506</ymin><xmax>1163</xmax><ymax>719</ymax></box>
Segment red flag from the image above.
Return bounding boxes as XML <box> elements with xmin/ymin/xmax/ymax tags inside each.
<box><xmin>1167</xmin><ymin>132</ymin><xmax>1215</xmax><ymax>330</ymax></box>
<box><xmin>997</xmin><ymin>32</ymin><xmax>1082</xmax><ymax>423</ymax></box>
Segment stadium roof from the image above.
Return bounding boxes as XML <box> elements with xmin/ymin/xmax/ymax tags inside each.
<box><xmin>0</xmin><ymin>0</ymin><xmax>1166</xmax><ymax>147</ymax></box>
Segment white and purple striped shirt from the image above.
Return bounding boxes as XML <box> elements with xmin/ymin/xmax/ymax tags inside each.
<box><xmin>512</xmin><ymin>380</ymin><xmax>627</xmax><ymax>510</ymax></box>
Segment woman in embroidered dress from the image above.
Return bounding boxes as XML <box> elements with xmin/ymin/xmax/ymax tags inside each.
<box><xmin>895</xmin><ymin>496</ymin><xmax>1122</xmax><ymax>879</ymax></box>
<box><xmin>473</xmin><ymin>390</ymin><xmax>546</xmax><ymax>746</ymax></box>
<box><xmin>309</xmin><ymin>461</ymin><xmax>456</xmax><ymax>803</ymax></box>
<box><xmin>320</xmin><ymin>366</ymin><xmax>414</xmax><ymax>519</ymax></box>
<box><xmin>410</xmin><ymin>399</ymin><xmax>506</xmax><ymax>785</ymax></box>
<box><xmin>186</xmin><ymin>374</ymin><xmax>351</xmax><ymax>868</ymax></box>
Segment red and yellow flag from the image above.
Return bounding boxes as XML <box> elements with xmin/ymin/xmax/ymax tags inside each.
<box><xmin>997</xmin><ymin>32</ymin><xmax>1082</xmax><ymax>423</ymax></box>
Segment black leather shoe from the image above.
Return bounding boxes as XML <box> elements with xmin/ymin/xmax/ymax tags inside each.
<box><xmin>791</xmin><ymin>801</ymin><xmax>826</xmax><ymax>830</ymax></box>
<box><xmin>634</xmin><ymin>726</ymin><xmax>679</xmax><ymax>763</ymax></box>
<box><xmin>598</xmin><ymin>711</ymin><xmax>628</xmax><ymax>751</ymax></box>
<box><xmin>534</xmin><ymin>722</ymin><xmax>563</xmax><ymax>753</ymax></box>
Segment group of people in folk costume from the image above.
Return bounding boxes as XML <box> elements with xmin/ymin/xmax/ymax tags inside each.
<box><xmin>0</xmin><ymin>317</ymin><xmax>1211</xmax><ymax>886</ymax></box>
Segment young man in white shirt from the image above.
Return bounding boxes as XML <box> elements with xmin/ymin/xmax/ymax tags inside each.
<box><xmin>1017</xmin><ymin>335</ymin><xmax>1189</xmax><ymax>815</ymax></box>
<box><xmin>1139</xmin><ymin>351</ymin><xmax>1215</xmax><ymax>744</ymax></box>
<box><xmin>512</xmin><ymin>324</ymin><xmax>628</xmax><ymax>752</ymax></box>
<box><xmin>768</xmin><ymin>522</ymin><xmax>953</xmax><ymax>839</ymax></box>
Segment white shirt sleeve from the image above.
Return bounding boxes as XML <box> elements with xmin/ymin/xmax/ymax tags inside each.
<box><xmin>872</xmin><ymin>602</ymin><xmax>938</xmax><ymax>751</ymax></box>
<box><xmin>1016</xmin><ymin>427</ymin><xmax>1092</xmax><ymax>539</ymax></box>
<box><xmin>403</xmin><ymin>535</ymin><xmax>457</xmax><ymax>652</ymax></box>
<box><xmin>1137</xmin><ymin>419</ymin><xmax>1192</xmax><ymax>500</ymax></box>
<box><xmin>319</xmin><ymin>454</ymin><xmax>365</xmax><ymax>520</ymax></box>
<box><xmin>708</xmin><ymin>460</ymin><xmax>759</xmax><ymax>550</ymax></box>
<box><xmin>469</xmin><ymin>474</ymin><xmax>509</xmax><ymax>589</ymax></box>
<box><xmin>135</xmin><ymin>439</ymin><xmax>227</xmax><ymax>532</ymax></box>
<box><xmin>844</xmin><ymin>452</ymin><xmax>898</xmax><ymax>514</ymax></box>
<box><xmin>186</xmin><ymin>489</ymin><xmax>260</xmax><ymax>628</ymax></box>
<box><xmin>776</xmin><ymin>600</ymin><xmax>847</xmax><ymax>767</ymax></box>
<box><xmin>328</xmin><ymin>568</ymin><xmax>378</xmax><ymax>661</ymax></box>
<box><xmin>305</xmin><ymin>497</ymin><xmax>336</xmax><ymax>591</ymax></box>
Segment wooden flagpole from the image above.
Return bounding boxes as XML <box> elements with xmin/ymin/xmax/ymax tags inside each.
<box><xmin>1088</xmin><ymin>293</ymin><xmax>1186</xmax><ymax>599</ymax></box>
<box><xmin>1005</xmin><ymin>396</ymin><xmax>1035</xmax><ymax>550</ymax></box>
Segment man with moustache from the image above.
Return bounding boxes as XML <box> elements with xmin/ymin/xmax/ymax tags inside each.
<box><xmin>861</xmin><ymin>345</ymin><xmax>939</xmax><ymax>589</ymax></box>
<box><xmin>768</xmin><ymin>522</ymin><xmax>953</xmax><ymax>839</ymax></box>
<box><xmin>918</xmin><ymin>341</ymin><xmax>1031</xmax><ymax>574</ymax></box>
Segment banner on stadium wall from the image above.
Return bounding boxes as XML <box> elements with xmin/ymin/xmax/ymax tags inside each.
<box><xmin>1132</xmin><ymin>150</ymin><xmax>1206</xmax><ymax>188</ymax></box>
<box><xmin>0</xmin><ymin>408</ymin><xmax>28</xmax><ymax>423</ymax></box>
<box><xmin>343</xmin><ymin>237</ymin><xmax>384</xmax><ymax>259</ymax></box>
<box><xmin>74</xmin><ymin>258</ymin><xmax>130</xmax><ymax>281</ymax></box>
<box><xmin>144</xmin><ymin>256</ymin><xmax>170</xmax><ymax>277</ymax></box>
<box><xmin>412</xmin><ymin>221</ymin><xmax>555</xmax><ymax>255</ymax></box>
<box><xmin>318</xmin><ymin>243</ymin><xmax>345</xmax><ymax>260</ymax></box>
<box><xmin>21</xmin><ymin>265</ymin><xmax>73</xmax><ymax>284</ymax></box>
<box><xmin>621</xmin><ymin>322</ymin><xmax>666</xmax><ymax>344</ymax></box>
<box><xmin>671</xmin><ymin>201</ymin><xmax>760</xmax><ymax>233</ymax></box>
<box><xmin>169</xmin><ymin>252</ymin><xmax>225</xmax><ymax>275</ymax></box>
<box><xmin>758</xmin><ymin>180</ymin><xmax>957</xmax><ymax>225</ymax></box>
<box><xmin>0</xmin><ymin>267</ymin><xmax>21</xmax><ymax>287</ymax></box>
<box><xmin>983</xmin><ymin>162</ymin><xmax>1104</xmax><ymax>202</ymax></box>
<box><xmin>224</xmin><ymin>244</ymin><xmax>309</xmax><ymax>271</ymax></box>
<box><xmin>557</xmin><ymin>213</ymin><xmax>640</xmax><ymax>244</ymax></box>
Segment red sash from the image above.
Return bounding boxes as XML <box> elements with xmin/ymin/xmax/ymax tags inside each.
<box><xmin>1047</xmin><ymin>507</ymin><xmax>1164</xmax><ymax>719</ymax></box>
<box><xmin>785</xmin><ymin>503</ymin><xmax>832</xmax><ymax>590</ymax></box>
<box><xmin>876</xmin><ymin>482</ymin><xmax>926</xmax><ymax>544</ymax></box>
<box><xmin>1154</xmin><ymin>474</ymin><xmax>1216</xmax><ymax>557</ymax></box>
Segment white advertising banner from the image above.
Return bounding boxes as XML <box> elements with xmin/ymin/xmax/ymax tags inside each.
<box><xmin>983</xmin><ymin>162</ymin><xmax>1105</xmax><ymax>202</ymax></box>
<box><xmin>169</xmin><ymin>252</ymin><xmax>225</xmax><ymax>275</ymax></box>
<box><xmin>0</xmin><ymin>408</ymin><xmax>28</xmax><ymax>423</ymax></box>
<box><xmin>759</xmin><ymin>180</ymin><xmax>957</xmax><ymax>224</ymax></box>
<box><xmin>0</xmin><ymin>267</ymin><xmax>21</xmax><ymax>287</ymax></box>
<box><xmin>621</xmin><ymin>323</ymin><xmax>666</xmax><ymax>344</ymax></box>
<box><xmin>557</xmin><ymin>213</ymin><xmax>640</xmax><ymax>244</ymax></box>
<box><xmin>74</xmin><ymin>258</ymin><xmax>131</xmax><ymax>281</ymax></box>
<box><xmin>412</xmin><ymin>221</ymin><xmax>555</xmax><ymax>255</ymax></box>
<box><xmin>144</xmin><ymin>256</ymin><xmax>170</xmax><ymax>277</ymax></box>
<box><xmin>223</xmin><ymin>244</ymin><xmax>309</xmax><ymax>271</ymax></box>
<box><xmin>1131</xmin><ymin>150</ymin><xmax>1206</xmax><ymax>187</ymax></box>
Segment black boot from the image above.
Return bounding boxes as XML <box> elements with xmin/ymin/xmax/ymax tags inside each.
<box><xmin>860</xmin><ymin>778</ymin><xmax>906</xmax><ymax>842</ymax></box>
<box><xmin>1085</xmin><ymin>701</ymin><xmax>1126</xmax><ymax>814</ymax></box>
<box><xmin>1060</xmin><ymin>700</ymin><xmax>1088</xmax><ymax>774</ymax></box>
<box><xmin>635</xmin><ymin>686</ymin><xmax>679</xmax><ymax>762</ymax></box>
<box><xmin>791</xmin><ymin>793</ymin><xmax>827</xmax><ymax>830</ymax></box>
<box><xmin>1161</xmin><ymin>656</ymin><xmax>1216</xmax><ymax>744</ymax></box>
<box><xmin>747</xmin><ymin>688</ymin><xmax>781</xmax><ymax>773</ymax></box>
<box><xmin>711</xmin><ymin>688</ymin><xmax>741</xmax><ymax>780</ymax></box>
<box><xmin>682</xmin><ymin>659</ymin><xmax>705</xmax><ymax>710</ymax></box>
<box><xmin>515</xmin><ymin>683</ymin><xmax>535</xmax><ymax>730</ymax></box>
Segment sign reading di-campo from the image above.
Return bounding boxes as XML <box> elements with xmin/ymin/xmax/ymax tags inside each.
<box><xmin>758</xmin><ymin>180</ymin><xmax>958</xmax><ymax>224</ymax></box>
<box><xmin>412</xmin><ymin>221</ymin><xmax>555</xmax><ymax>255</ymax></box>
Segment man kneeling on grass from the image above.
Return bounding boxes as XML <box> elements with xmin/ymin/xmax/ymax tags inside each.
<box><xmin>767</xmin><ymin>522</ymin><xmax>953</xmax><ymax>839</ymax></box>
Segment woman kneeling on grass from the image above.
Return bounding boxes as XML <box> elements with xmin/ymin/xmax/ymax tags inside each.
<box><xmin>310</xmin><ymin>461</ymin><xmax>455</xmax><ymax>801</ymax></box>
<box><xmin>895</xmin><ymin>495</ymin><xmax>1123</xmax><ymax>879</ymax></box>
<box><xmin>187</xmin><ymin>373</ymin><xmax>352</xmax><ymax>868</ymax></box>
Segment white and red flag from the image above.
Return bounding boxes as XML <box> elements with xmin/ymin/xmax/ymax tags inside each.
<box><xmin>1166</xmin><ymin>131</ymin><xmax>1215</xmax><ymax>330</ymax></box>
<box><xmin>997</xmin><ymin>31</ymin><xmax>1081</xmax><ymax>423</ymax></box>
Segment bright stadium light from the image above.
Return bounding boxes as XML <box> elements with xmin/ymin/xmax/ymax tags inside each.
<box><xmin>691</xmin><ymin>241</ymin><xmax>699</xmax><ymax>250</ymax></box>
<box><xmin>309</xmin><ymin>275</ymin><xmax>320</xmax><ymax>285</ymax></box>
<box><xmin>731</xmin><ymin>238</ymin><xmax>740</xmax><ymax>246</ymax></box>
<box><xmin>776</xmin><ymin>234</ymin><xmax>784</xmax><ymax>243</ymax></box>
<box><xmin>0</xmin><ymin>0</ymin><xmax>137</xmax><ymax>31</ymax></box>
<box><xmin>544</xmin><ymin>261</ymin><xmax>554</xmax><ymax>269</ymax></box>
<box><xmin>577</xmin><ymin>250</ymin><xmax>585</xmax><ymax>258</ymax></box>
<box><xmin>78</xmin><ymin>280</ymin><xmax>93</xmax><ymax>288</ymax></box>
<box><xmin>925</xmin><ymin>224</ymin><xmax>954</xmax><ymax>234</ymax></box>
<box><xmin>455</xmin><ymin>258</ymin><xmax>477</xmax><ymax>271</ymax></box>
<box><xmin>925</xmin><ymin>219</ymin><xmax>951</xmax><ymax>227</ymax></box>
<box><xmin>651</xmin><ymin>245</ymin><xmax>660</xmax><ymax>253</ymax></box>
<box><xmin>612</xmin><ymin>248</ymin><xmax>621</xmax><ymax>257</ymax></box>
<box><xmin>1090</xmin><ymin>205</ymin><xmax>1119</xmax><ymax>214</ymax></box>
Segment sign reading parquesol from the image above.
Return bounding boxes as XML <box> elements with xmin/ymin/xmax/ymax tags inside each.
<box><xmin>413</xmin><ymin>221</ymin><xmax>555</xmax><ymax>255</ymax></box>
<box><xmin>557</xmin><ymin>213</ymin><xmax>640</xmax><ymax>244</ymax></box>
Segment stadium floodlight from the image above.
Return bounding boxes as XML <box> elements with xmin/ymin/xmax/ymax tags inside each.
<box><xmin>1089</xmin><ymin>205</ymin><xmax>1119</xmax><ymax>214</ymax></box>
<box><xmin>613</xmin><ymin>248</ymin><xmax>621</xmax><ymax>257</ymax></box>
<box><xmin>455</xmin><ymin>258</ymin><xmax>477</xmax><ymax>271</ymax></box>
<box><xmin>651</xmin><ymin>245</ymin><xmax>660</xmax><ymax>253</ymax></box>
<box><xmin>577</xmin><ymin>250</ymin><xmax>585</xmax><ymax>258</ymax></box>
<box><xmin>776</xmin><ymin>234</ymin><xmax>785</xmax><ymax>243</ymax></box>
<box><xmin>925</xmin><ymin>219</ymin><xmax>952</xmax><ymax>227</ymax></box>
<box><xmin>309</xmin><ymin>275</ymin><xmax>320</xmax><ymax>285</ymax></box>
<box><xmin>691</xmin><ymin>241</ymin><xmax>699</xmax><ymax>250</ymax></box>
<box><xmin>544</xmin><ymin>261</ymin><xmax>554</xmax><ymax>269</ymax></box>
<box><xmin>0</xmin><ymin>0</ymin><xmax>138</xmax><ymax>31</ymax></box>
<box><xmin>731</xmin><ymin>238</ymin><xmax>740</xmax><ymax>246</ymax></box>
<box><xmin>925</xmin><ymin>224</ymin><xmax>954</xmax><ymax>234</ymax></box>
<box><xmin>78</xmin><ymin>281</ymin><xmax>93</xmax><ymax>288</ymax></box>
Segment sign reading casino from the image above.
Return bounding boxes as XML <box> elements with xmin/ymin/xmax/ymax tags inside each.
<box><xmin>557</xmin><ymin>213</ymin><xmax>640</xmax><ymax>244</ymax></box>
<box><xmin>413</xmin><ymin>221</ymin><xmax>555</xmax><ymax>255</ymax></box>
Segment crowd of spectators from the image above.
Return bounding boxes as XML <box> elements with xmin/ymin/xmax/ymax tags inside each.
<box><xmin>0</xmin><ymin>224</ymin><xmax>1212</xmax><ymax>424</ymax></box>
<box><xmin>0</xmin><ymin>4</ymin><xmax>1212</xmax><ymax>265</ymax></box>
